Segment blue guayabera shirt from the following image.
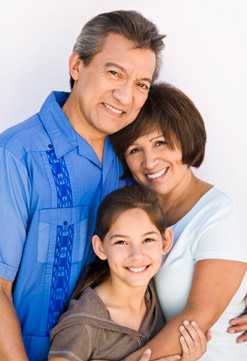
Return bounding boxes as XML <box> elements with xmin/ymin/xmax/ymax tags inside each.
<box><xmin>0</xmin><ymin>92</ymin><xmax>126</xmax><ymax>361</ymax></box>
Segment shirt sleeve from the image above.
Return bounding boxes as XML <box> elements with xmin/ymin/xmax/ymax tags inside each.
<box><xmin>0</xmin><ymin>146</ymin><xmax>30</xmax><ymax>281</ymax></box>
<box><xmin>49</xmin><ymin>323</ymin><xmax>93</xmax><ymax>361</ymax></box>
<box><xmin>192</xmin><ymin>196</ymin><xmax>247</xmax><ymax>263</ymax></box>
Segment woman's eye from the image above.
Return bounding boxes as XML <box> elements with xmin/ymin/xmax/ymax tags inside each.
<box><xmin>154</xmin><ymin>140</ymin><xmax>166</xmax><ymax>147</ymax></box>
<box><xmin>127</xmin><ymin>147</ymin><xmax>139</xmax><ymax>155</ymax></box>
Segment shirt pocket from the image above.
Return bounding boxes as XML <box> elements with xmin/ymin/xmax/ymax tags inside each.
<box><xmin>37</xmin><ymin>206</ymin><xmax>89</xmax><ymax>264</ymax></box>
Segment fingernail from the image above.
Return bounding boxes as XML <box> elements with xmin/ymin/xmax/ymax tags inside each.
<box><xmin>191</xmin><ymin>321</ymin><xmax>197</xmax><ymax>326</ymax></box>
<box><xmin>143</xmin><ymin>349</ymin><xmax>151</xmax><ymax>355</ymax></box>
<box><xmin>183</xmin><ymin>320</ymin><xmax>189</xmax><ymax>326</ymax></box>
<box><xmin>179</xmin><ymin>326</ymin><xmax>184</xmax><ymax>331</ymax></box>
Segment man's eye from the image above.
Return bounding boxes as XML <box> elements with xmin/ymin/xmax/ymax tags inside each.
<box><xmin>137</xmin><ymin>82</ymin><xmax>150</xmax><ymax>91</ymax></box>
<box><xmin>108</xmin><ymin>70</ymin><xmax>120</xmax><ymax>78</ymax></box>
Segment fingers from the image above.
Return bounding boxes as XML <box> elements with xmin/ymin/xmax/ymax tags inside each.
<box><xmin>228</xmin><ymin>314</ymin><xmax>247</xmax><ymax>327</ymax></box>
<box><xmin>179</xmin><ymin>320</ymin><xmax>207</xmax><ymax>360</ymax></box>
<box><xmin>138</xmin><ymin>349</ymin><xmax>152</xmax><ymax>361</ymax></box>
<box><xmin>227</xmin><ymin>314</ymin><xmax>247</xmax><ymax>337</ymax></box>
<box><xmin>236</xmin><ymin>332</ymin><xmax>247</xmax><ymax>343</ymax></box>
<box><xmin>139</xmin><ymin>349</ymin><xmax>181</xmax><ymax>361</ymax></box>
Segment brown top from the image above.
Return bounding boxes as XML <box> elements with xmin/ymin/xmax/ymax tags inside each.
<box><xmin>49</xmin><ymin>283</ymin><xmax>165</xmax><ymax>361</ymax></box>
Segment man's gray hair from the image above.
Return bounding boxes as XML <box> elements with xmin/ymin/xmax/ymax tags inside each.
<box><xmin>70</xmin><ymin>10</ymin><xmax>165</xmax><ymax>88</ymax></box>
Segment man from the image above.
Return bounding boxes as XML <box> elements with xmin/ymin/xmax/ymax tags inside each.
<box><xmin>0</xmin><ymin>10</ymin><xmax>165</xmax><ymax>361</ymax></box>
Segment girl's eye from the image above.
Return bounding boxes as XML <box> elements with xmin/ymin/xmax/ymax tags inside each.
<box><xmin>144</xmin><ymin>238</ymin><xmax>156</xmax><ymax>243</ymax></box>
<box><xmin>114</xmin><ymin>240</ymin><xmax>127</xmax><ymax>246</ymax></box>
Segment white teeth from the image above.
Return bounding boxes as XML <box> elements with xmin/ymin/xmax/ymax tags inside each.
<box><xmin>146</xmin><ymin>168</ymin><xmax>167</xmax><ymax>180</ymax></box>
<box><xmin>104</xmin><ymin>103</ymin><xmax>123</xmax><ymax>114</ymax></box>
<box><xmin>128</xmin><ymin>266</ymin><xmax>147</xmax><ymax>273</ymax></box>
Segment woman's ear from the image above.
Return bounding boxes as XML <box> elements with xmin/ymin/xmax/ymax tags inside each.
<box><xmin>69</xmin><ymin>52</ymin><xmax>82</xmax><ymax>84</ymax></box>
<box><xmin>162</xmin><ymin>226</ymin><xmax>173</xmax><ymax>255</ymax></box>
<box><xmin>92</xmin><ymin>235</ymin><xmax>107</xmax><ymax>260</ymax></box>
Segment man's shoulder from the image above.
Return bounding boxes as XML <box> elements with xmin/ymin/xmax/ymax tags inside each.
<box><xmin>0</xmin><ymin>113</ymin><xmax>48</xmax><ymax>158</ymax></box>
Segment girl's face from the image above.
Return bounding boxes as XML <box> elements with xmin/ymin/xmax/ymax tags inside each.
<box><xmin>124</xmin><ymin>128</ymin><xmax>191</xmax><ymax>197</ymax></box>
<box><xmin>92</xmin><ymin>207</ymin><xmax>172</xmax><ymax>289</ymax></box>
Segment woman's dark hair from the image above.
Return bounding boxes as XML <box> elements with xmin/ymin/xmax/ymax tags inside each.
<box><xmin>111</xmin><ymin>82</ymin><xmax>207</xmax><ymax>178</ymax></box>
<box><xmin>73</xmin><ymin>185</ymin><xmax>166</xmax><ymax>298</ymax></box>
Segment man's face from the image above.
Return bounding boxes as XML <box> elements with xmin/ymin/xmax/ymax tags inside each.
<box><xmin>69</xmin><ymin>33</ymin><xmax>156</xmax><ymax>140</ymax></box>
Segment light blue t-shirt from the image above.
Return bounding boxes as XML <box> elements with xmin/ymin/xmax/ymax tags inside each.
<box><xmin>155</xmin><ymin>187</ymin><xmax>247</xmax><ymax>360</ymax></box>
<box><xmin>0</xmin><ymin>91</ymin><xmax>126</xmax><ymax>361</ymax></box>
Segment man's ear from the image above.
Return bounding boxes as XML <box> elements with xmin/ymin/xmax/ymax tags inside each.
<box><xmin>92</xmin><ymin>235</ymin><xmax>107</xmax><ymax>260</ymax></box>
<box><xmin>162</xmin><ymin>226</ymin><xmax>173</xmax><ymax>255</ymax></box>
<box><xmin>69</xmin><ymin>52</ymin><xmax>83</xmax><ymax>83</ymax></box>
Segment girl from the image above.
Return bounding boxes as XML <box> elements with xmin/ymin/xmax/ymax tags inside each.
<box><xmin>48</xmin><ymin>186</ymin><xmax>207</xmax><ymax>361</ymax></box>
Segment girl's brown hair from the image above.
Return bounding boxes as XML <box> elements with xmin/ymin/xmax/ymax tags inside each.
<box><xmin>73</xmin><ymin>185</ymin><xmax>166</xmax><ymax>298</ymax></box>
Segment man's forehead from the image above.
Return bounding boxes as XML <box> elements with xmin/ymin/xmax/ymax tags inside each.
<box><xmin>96</xmin><ymin>33</ymin><xmax>156</xmax><ymax>78</ymax></box>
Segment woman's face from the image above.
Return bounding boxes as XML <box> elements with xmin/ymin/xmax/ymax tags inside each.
<box><xmin>125</xmin><ymin>128</ymin><xmax>190</xmax><ymax>197</ymax></box>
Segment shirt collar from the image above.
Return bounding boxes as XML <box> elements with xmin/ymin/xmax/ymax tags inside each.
<box><xmin>39</xmin><ymin>91</ymin><xmax>116</xmax><ymax>172</ymax></box>
<box><xmin>39</xmin><ymin>91</ymin><xmax>78</xmax><ymax>158</ymax></box>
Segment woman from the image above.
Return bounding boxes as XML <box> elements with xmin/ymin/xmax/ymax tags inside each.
<box><xmin>111</xmin><ymin>83</ymin><xmax>247</xmax><ymax>360</ymax></box>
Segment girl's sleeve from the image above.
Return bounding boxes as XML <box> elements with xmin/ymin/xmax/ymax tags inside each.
<box><xmin>49</xmin><ymin>322</ymin><xmax>94</xmax><ymax>361</ymax></box>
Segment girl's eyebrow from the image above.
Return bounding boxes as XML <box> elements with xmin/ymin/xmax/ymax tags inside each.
<box><xmin>109</xmin><ymin>231</ymin><xmax>159</xmax><ymax>240</ymax></box>
<box><xmin>109</xmin><ymin>233</ymin><xmax>129</xmax><ymax>240</ymax></box>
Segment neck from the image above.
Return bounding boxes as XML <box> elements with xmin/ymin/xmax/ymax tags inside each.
<box><xmin>159</xmin><ymin>171</ymin><xmax>212</xmax><ymax>225</ymax></box>
<box><xmin>63</xmin><ymin>93</ymin><xmax>105</xmax><ymax>161</ymax></box>
<box><xmin>96</xmin><ymin>277</ymin><xmax>147</xmax><ymax>311</ymax></box>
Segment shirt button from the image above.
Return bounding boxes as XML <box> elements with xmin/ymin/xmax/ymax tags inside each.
<box><xmin>48</xmin><ymin>144</ymin><xmax>53</xmax><ymax>149</ymax></box>
<box><xmin>63</xmin><ymin>221</ymin><xmax>68</xmax><ymax>226</ymax></box>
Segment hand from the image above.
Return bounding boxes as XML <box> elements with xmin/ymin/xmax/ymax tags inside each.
<box><xmin>178</xmin><ymin>321</ymin><xmax>208</xmax><ymax>361</ymax></box>
<box><xmin>227</xmin><ymin>294</ymin><xmax>247</xmax><ymax>343</ymax></box>
<box><xmin>227</xmin><ymin>308</ymin><xmax>247</xmax><ymax>343</ymax></box>
<box><xmin>136</xmin><ymin>349</ymin><xmax>181</xmax><ymax>361</ymax></box>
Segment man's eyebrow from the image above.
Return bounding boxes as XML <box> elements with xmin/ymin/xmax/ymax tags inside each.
<box><xmin>105</xmin><ymin>62</ymin><xmax>152</xmax><ymax>83</ymax></box>
<box><xmin>105</xmin><ymin>62</ymin><xmax>127</xmax><ymax>73</ymax></box>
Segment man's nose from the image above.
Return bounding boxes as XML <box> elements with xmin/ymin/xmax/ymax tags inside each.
<box><xmin>113</xmin><ymin>81</ymin><xmax>133</xmax><ymax>105</ymax></box>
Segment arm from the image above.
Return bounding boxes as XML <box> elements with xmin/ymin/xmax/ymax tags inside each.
<box><xmin>125</xmin><ymin>259</ymin><xmax>246</xmax><ymax>361</ymax></box>
<box><xmin>0</xmin><ymin>148</ymin><xmax>31</xmax><ymax>361</ymax></box>
<box><xmin>0</xmin><ymin>278</ymin><xmax>28</xmax><ymax>361</ymax></box>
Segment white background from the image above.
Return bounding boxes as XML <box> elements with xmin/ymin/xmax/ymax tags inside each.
<box><xmin>1</xmin><ymin>1</ymin><xmax>246</xmax><ymax>231</ymax></box>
